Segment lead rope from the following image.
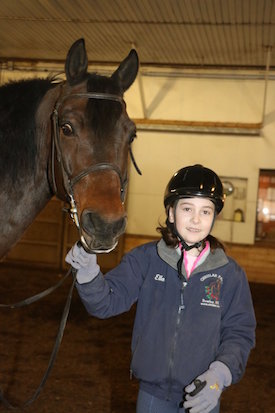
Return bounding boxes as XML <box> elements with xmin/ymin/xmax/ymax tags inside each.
<box><xmin>0</xmin><ymin>268</ymin><xmax>76</xmax><ymax>409</ymax></box>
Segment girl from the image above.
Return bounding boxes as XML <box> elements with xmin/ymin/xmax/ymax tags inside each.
<box><xmin>66</xmin><ymin>164</ymin><xmax>256</xmax><ymax>413</ymax></box>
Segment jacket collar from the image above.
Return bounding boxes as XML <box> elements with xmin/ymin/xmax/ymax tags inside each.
<box><xmin>157</xmin><ymin>238</ymin><xmax>229</xmax><ymax>276</ymax></box>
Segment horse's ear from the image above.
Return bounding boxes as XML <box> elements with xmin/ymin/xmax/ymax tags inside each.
<box><xmin>65</xmin><ymin>39</ymin><xmax>88</xmax><ymax>85</ymax></box>
<box><xmin>111</xmin><ymin>49</ymin><xmax>139</xmax><ymax>92</ymax></box>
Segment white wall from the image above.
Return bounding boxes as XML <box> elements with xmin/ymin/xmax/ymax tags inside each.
<box><xmin>124</xmin><ymin>70</ymin><xmax>275</xmax><ymax>245</ymax></box>
<box><xmin>2</xmin><ymin>64</ymin><xmax>275</xmax><ymax>245</ymax></box>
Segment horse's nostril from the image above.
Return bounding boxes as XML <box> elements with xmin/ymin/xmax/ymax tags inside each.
<box><xmin>82</xmin><ymin>210</ymin><xmax>126</xmax><ymax>237</ymax></box>
<box><xmin>112</xmin><ymin>216</ymin><xmax>126</xmax><ymax>235</ymax></box>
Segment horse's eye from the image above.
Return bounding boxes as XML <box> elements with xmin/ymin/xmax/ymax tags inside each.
<box><xmin>129</xmin><ymin>132</ymin><xmax>136</xmax><ymax>144</ymax></box>
<box><xmin>61</xmin><ymin>123</ymin><xmax>74</xmax><ymax>136</ymax></box>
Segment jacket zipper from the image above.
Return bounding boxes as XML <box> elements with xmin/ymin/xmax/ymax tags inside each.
<box><xmin>167</xmin><ymin>280</ymin><xmax>188</xmax><ymax>399</ymax></box>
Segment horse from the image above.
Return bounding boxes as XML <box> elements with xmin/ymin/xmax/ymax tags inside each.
<box><xmin>0</xmin><ymin>39</ymin><xmax>139</xmax><ymax>259</ymax></box>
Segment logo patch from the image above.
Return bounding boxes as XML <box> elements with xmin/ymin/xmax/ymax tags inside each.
<box><xmin>154</xmin><ymin>274</ymin><xmax>166</xmax><ymax>282</ymax></box>
<box><xmin>200</xmin><ymin>275</ymin><xmax>222</xmax><ymax>308</ymax></box>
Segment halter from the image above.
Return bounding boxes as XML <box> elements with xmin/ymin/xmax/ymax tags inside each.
<box><xmin>51</xmin><ymin>90</ymin><xmax>141</xmax><ymax>252</ymax></box>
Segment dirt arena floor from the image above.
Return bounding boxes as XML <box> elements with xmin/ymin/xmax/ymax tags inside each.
<box><xmin>0</xmin><ymin>263</ymin><xmax>274</xmax><ymax>413</ymax></box>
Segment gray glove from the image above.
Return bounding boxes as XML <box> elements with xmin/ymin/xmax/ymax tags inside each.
<box><xmin>183</xmin><ymin>361</ymin><xmax>232</xmax><ymax>413</ymax></box>
<box><xmin>65</xmin><ymin>242</ymin><xmax>100</xmax><ymax>284</ymax></box>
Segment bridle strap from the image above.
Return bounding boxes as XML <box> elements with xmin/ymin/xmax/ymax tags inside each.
<box><xmin>51</xmin><ymin>91</ymin><xmax>128</xmax><ymax>201</ymax></box>
<box><xmin>129</xmin><ymin>144</ymin><xmax>142</xmax><ymax>176</ymax></box>
<box><xmin>50</xmin><ymin>89</ymin><xmax>141</xmax><ymax>250</ymax></box>
<box><xmin>54</xmin><ymin>92</ymin><xmax>125</xmax><ymax>110</ymax></box>
<box><xmin>70</xmin><ymin>162</ymin><xmax>126</xmax><ymax>188</ymax></box>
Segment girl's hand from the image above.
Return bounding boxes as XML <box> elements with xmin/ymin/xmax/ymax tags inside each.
<box><xmin>66</xmin><ymin>242</ymin><xmax>100</xmax><ymax>283</ymax></box>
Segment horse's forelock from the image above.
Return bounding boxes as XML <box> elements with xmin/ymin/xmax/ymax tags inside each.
<box><xmin>87</xmin><ymin>73</ymin><xmax>122</xmax><ymax>95</ymax></box>
<box><xmin>86</xmin><ymin>74</ymin><xmax>123</xmax><ymax>139</ymax></box>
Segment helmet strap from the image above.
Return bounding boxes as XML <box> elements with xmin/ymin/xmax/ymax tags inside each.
<box><xmin>168</xmin><ymin>203</ymin><xmax>203</xmax><ymax>279</ymax></box>
<box><xmin>176</xmin><ymin>238</ymin><xmax>203</xmax><ymax>279</ymax></box>
<box><xmin>169</xmin><ymin>202</ymin><xmax>204</xmax><ymax>251</ymax></box>
<box><xmin>177</xmin><ymin>248</ymin><xmax>185</xmax><ymax>280</ymax></box>
<box><xmin>179</xmin><ymin>238</ymin><xmax>203</xmax><ymax>251</ymax></box>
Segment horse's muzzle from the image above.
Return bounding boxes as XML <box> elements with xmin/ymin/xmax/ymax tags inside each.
<box><xmin>80</xmin><ymin>210</ymin><xmax>127</xmax><ymax>253</ymax></box>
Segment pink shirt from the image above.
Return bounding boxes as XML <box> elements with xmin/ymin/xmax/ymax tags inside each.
<box><xmin>183</xmin><ymin>241</ymin><xmax>210</xmax><ymax>279</ymax></box>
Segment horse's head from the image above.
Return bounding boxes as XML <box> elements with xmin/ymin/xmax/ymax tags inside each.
<box><xmin>50</xmin><ymin>39</ymin><xmax>139</xmax><ymax>253</ymax></box>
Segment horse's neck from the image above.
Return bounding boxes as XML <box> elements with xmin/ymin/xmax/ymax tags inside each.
<box><xmin>0</xmin><ymin>86</ymin><xmax>62</xmax><ymax>260</ymax></box>
<box><xmin>0</xmin><ymin>176</ymin><xmax>52</xmax><ymax>259</ymax></box>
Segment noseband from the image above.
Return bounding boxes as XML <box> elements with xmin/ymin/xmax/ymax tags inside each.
<box><xmin>51</xmin><ymin>90</ymin><xmax>141</xmax><ymax>251</ymax></box>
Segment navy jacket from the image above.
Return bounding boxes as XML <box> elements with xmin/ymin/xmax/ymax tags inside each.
<box><xmin>76</xmin><ymin>240</ymin><xmax>256</xmax><ymax>403</ymax></box>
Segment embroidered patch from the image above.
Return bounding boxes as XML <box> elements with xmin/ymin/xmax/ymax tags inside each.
<box><xmin>154</xmin><ymin>274</ymin><xmax>166</xmax><ymax>282</ymax></box>
<box><xmin>200</xmin><ymin>277</ymin><xmax>222</xmax><ymax>308</ymax></box>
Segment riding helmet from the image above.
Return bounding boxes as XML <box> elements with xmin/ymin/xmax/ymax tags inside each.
<box><xmin>164</xmin><ymin>164</ymin><xmax>224</xmax><ymax>213</ymax></box>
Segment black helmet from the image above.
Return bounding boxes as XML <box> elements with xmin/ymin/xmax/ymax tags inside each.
<box><xmin>164</xmin><ymin>164</ymin><xmax>224</xmax><ymax>213</ymax></box>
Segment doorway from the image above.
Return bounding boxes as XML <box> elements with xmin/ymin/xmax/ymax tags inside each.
<box><xmin>256</xmin><ymin>169</ymin><xmax>275</xmax><ymax>242</ymax></box>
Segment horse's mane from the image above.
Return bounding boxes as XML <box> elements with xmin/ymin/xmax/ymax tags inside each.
<box><xmin>0</xmin><ymin>77</ymin><xmax>56</xmax><ymax>182</ymax></box>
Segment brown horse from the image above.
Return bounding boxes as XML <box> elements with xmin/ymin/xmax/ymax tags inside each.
<box><xmin>0</xmin><ymin>39</ymin><xmax>139</xmax><ymax>258</ymax></box>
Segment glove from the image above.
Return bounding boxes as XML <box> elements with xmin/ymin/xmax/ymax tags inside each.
<box><xmin>183</xmin><ymin>361</ymin><xmax>232</xmax><ymax>413</ymax></box>
<box><xmin>65</xmin><ymin>242</ymin><xmax>100</xmax><ymax>284</ymax></box>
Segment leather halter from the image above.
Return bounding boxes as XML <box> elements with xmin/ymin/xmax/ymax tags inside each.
<box><xmin>51</xmin><ymin>90</ymin><xmax>141</xmax><ymax>251</ymax></box>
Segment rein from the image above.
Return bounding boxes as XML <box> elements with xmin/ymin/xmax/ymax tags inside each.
<box><xmin>0</xmin><ymin>268</ymin><xmax>76</xmax><ymax>409</ymax></box>
<box><xmin>51</xmin><ymin>90</ymin><xmax>141</xmax><ymax>252</ymax></box>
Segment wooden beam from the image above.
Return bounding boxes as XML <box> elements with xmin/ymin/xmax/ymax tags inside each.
<box><xmin>134</xmin><ymin>118</ymin><xmax>262</xmax><ymax>135</ymax></box>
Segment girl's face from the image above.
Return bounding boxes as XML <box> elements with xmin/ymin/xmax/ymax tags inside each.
<box><xmin>168</xmin><ymin>197</ymin><xmax>215</xmax><ymax>245</ymax></box>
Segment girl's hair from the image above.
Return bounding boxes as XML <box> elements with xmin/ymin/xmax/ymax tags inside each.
<box><xmin>156</xmin><ymin>221</ymin><xmax>225</xmax><ymax>252</ymax></box>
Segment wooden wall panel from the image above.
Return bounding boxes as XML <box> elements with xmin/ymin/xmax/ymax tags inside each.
<box><xmin>4</xmin><ymin>198</ymin><xmax>125</xmax><ymax>271</ymax></box>
<box><xmin>4</xmin><ymin>199</ymin><xmax>275</xmax><ymax>284</ymax></box>
<box><xmin>5</xmin><ymin>198</ymin><xmax>64</xmax><ymax>267</ymax></box>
